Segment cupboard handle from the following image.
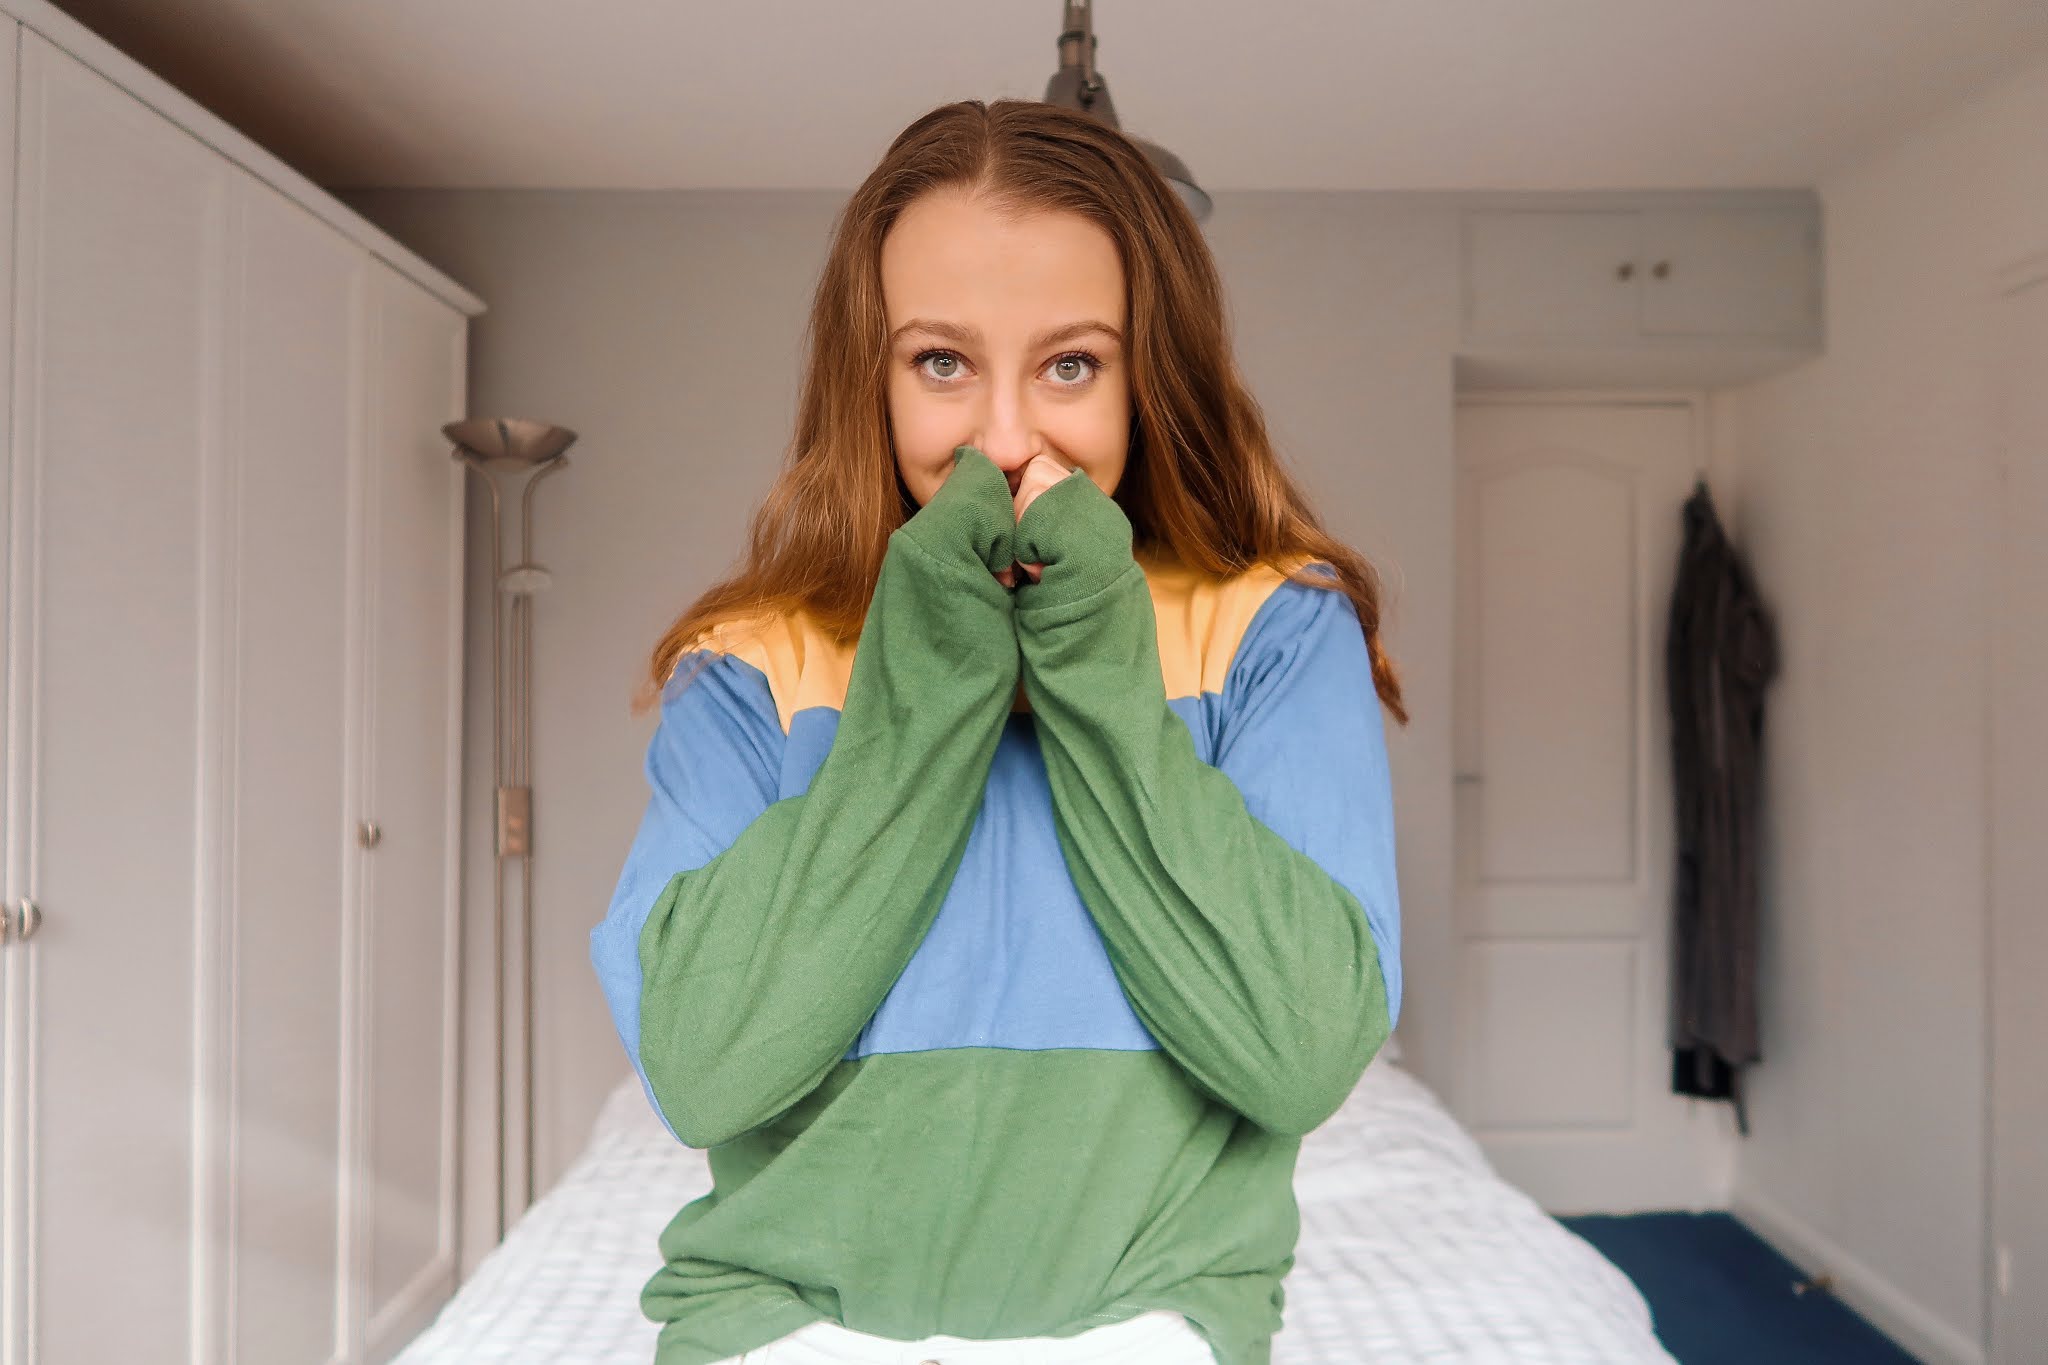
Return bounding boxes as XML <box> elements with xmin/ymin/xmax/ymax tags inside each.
<box><xmin>358</xmin><ymin>820</ymin><xmax>382</xmax><ymax>850</ymax></box>
<box><xmin>1652</xmin><ymin>259</ymin><xmax>1671</xmax><ymax>280</ymax></box>
<box><xmin>1616</xmin><ymin>261</ymin><xmax>1636</xmax><ymax>281</ymax></box>
<box><xmin>4</xmin><ymin>898</ymin><xmax>43</xmax><ymax>943</ymax></box>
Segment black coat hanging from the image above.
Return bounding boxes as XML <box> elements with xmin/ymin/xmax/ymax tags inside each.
<box><xmin>1664</xmin><ymin>478</ymin><xmax>1779</xmax><ymax>1134</ymax></box>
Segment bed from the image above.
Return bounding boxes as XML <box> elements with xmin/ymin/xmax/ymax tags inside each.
<box><xmin>393</xmin><ymin>1055</ymin><xmax>1676</xmax><ymax>1363</ymax></box>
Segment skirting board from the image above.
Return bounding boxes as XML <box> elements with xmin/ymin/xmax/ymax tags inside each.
<box><xmin>1730</xmin><ymin>1187</ymin><xmax>1982</xmax><ymax>1365</ymax></box>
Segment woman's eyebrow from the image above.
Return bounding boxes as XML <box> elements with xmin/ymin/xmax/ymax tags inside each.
<box><xmin>888</xmin><ymin>318</ymin><xmax>1123</xmax><ymax>348</ymax></box>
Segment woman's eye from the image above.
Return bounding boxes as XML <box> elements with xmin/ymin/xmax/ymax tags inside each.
<box><xmin>1049</xmin><ymin>352</ymin><xmax>1101</xmax><ymax>385</ymax></box>
<box><xmin>910</xmin><ymin>348</ymin><xmax>1106</xmax><ymax>387</ymax></box>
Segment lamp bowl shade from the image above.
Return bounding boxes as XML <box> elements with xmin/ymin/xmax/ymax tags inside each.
<box><xmin>444</xmin><ymin>418</ymin><xmax>578</xmax><ymax>468</ymax></box>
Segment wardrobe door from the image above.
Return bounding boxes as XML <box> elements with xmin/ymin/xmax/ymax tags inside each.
<box><xmin>0</xmin><ymin>17</ymin><xmax>23</xmax><ymax>1358</ymax></box>
<box><xmin>221</xmin><ymin>175</ymin><xmax>366</xmax><ymax>1365</ymax></box>
<box><xmin>9</xmin><ymin>31</ymin><xmax>230</xmax><ymax>1365</ymax></box>
<box><xmin>355</xmin><ymin>261</ymin><xmax>467</xmax><ymax>1362</ymax></box>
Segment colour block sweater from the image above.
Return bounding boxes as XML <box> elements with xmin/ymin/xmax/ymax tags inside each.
<box><xmin>589</xmin><ymin>447</ymin><xmax>1402</xmax><ymax>1365</ymax></box>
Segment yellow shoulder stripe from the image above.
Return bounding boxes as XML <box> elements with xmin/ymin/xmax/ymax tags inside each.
<box><xmin>1138</xmin><ymin>551</ymin><xmax>1294</xmax><ymax>700</ymax></box>
<box><xmin>691</xmin><ymin>556</ymin><xmax>1303</xmax><ymax>732</ymax></box>
<box><xmin>695</xmin><ymin>611</ymin><xmax>856</xmax><ymax>734</ymax></box>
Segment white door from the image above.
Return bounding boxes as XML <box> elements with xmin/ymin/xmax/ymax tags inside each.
<box><xmin>1452</xmin><ymin>399</ymin><xmax>1734</xmax><ymax>1212</ymax></box>
<box><xmin>355</xmin><ymin>262</ymin><xmax>467</xmax><ymax>1365</ymax></box>
<box><xmin>1989</xmin><ymin>257</ymin><xmax>2048</xmax><ymax>1362</ymax></box>
<box><xmin>6</xmin><ymin>32</ymin><xmax>233</xmax><ymax>1365</ymax></box>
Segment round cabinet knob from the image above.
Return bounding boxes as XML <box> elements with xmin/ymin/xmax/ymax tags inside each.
<box><xmin>1617</xmin><ymin>261</ymin><xmax>1636</xmax><ymax>281</ymax></box>
<box><xmin>1652</xmin><ymin>260</ymin><xmax>1672</xmax><ymax>280</ymax></box>
<box><xmin>5</xmin><ymin>898</ymin><xmax>43</xmax><ymax>943</ymax></box>
<box><xmin>358</xmin><ymin>820</ymin><xmax>382</xmax><ymax>850</ymax></box>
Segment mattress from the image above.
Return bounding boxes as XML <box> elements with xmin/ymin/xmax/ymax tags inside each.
<box><xmin>393</xmin><ymin>1058</ymin><xmax>1675</xmax><ymax>1363</ymax></box>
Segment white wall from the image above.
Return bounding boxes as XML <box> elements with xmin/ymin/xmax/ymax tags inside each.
<box><xmin>1709</xmin><ymin>56</ymin><xmax>2048</xmax><ymax>1365</ymax></box>
<box><xmin>341</xmin><ymin>188</ymin><xmax>1462</xmax><ymax>1237</ymax></box>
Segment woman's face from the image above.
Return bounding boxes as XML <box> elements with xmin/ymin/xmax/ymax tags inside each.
<box><xmin>881</xmin><ymin>188</ymin><xmax>1132</xmax><ymax>507</ymax></box>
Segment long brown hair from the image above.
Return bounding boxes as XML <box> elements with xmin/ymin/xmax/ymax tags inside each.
<box><xmin>639</xmin><ymin>98</ymin><xmax>1407</xmax><ymax>726</ymax></box>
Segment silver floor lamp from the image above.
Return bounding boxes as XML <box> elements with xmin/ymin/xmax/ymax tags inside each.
<box><xmin>446</xmin><ymin>417</ymin><xmax>578</xmax><ymax>1238</ymax></box>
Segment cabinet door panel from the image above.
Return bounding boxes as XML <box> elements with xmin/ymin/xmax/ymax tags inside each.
<box><xmin>0</xmin><ymin>17</ymin><xmax>20</xmax><ymax>1358</ymax></box>
<box><xmin>1639</xmin><ymin>206</ymin><xmax>1819</xmax><ymax>339</ymax></box>
<box><xmin>228</xmin><ymin>175</ymin><xmax>365</xmax><ymax>1365</ymax></box>
<box><xmin>358</xmin><ymin>262</ymin><xmax>466</xmax><ymax>1357</ymax></box>
<box><xmin>1464</xmin><ymin>210</ymin><xmax>1641</xmax><ymax>341</ymax></box>
<box><xmin>12</xmin><ymin>33</ymin><xmax>227</xmax><ymax>1365</ymax></box>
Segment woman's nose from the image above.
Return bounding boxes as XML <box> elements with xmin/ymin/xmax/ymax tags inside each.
<box><xmin>969</xmin><ymin>436</ymin><xmax>1040</xmax><ymax>491</ymax></box>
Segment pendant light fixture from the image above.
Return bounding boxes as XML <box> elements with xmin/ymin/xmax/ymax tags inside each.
<box><xmin>1041</xmin><ymin>0</ymin><xmax>1212</xmax><ymax>223</ymax></box>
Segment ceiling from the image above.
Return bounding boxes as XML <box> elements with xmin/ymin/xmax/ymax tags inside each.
<box><xmin>41</xmin><ymin>0</ymin><xmax>2048</xmax><ymax>193</ymax></box>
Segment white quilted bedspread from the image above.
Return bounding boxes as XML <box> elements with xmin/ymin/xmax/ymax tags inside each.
<box><xmin>394</xmin><ymin>1060</ymin><xmax>1674</xmax><ymax>1363</ymax></box>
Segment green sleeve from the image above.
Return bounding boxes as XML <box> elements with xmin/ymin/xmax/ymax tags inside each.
<box><xmin>1011</xmin><ymin>471</ymin><xmax>1391</xmax><ymax>1137</ymax></box>
<box><xmin>637</xmin><ymin>446</ymin><xmax>1020</xmax><ymax>1147</ymax></box>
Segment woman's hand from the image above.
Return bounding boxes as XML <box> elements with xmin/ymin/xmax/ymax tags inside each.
<box><xmin>993</xmin><ymin>452</ymin><xmax>1073</xmax><ymax>586</ymax></box>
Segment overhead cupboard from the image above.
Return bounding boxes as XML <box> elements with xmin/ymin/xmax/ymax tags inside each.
<box><xmin>1456</xmin><ymin>192</ymin><xmax>1825</xmax><ymax>389</ymax></box>
<box><xmin>0</xmin><ymin>3</ymin><xmax>483</xmax><ymax>1364</ymax></box>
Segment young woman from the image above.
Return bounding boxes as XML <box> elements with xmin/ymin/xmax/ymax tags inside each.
<box><xmin>591</xmin><ymin>98</ymin><xmax>1408</xmax><ymax>1365</ymax></box>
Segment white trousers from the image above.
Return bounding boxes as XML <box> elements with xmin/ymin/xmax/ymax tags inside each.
<box><xmin>716</xmin><ymin>1309</ymin><xmax>1216</xmax><ymax>1364</ymax></box>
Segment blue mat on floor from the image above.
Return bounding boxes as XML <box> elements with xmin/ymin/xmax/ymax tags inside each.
<box><xmin>1558</xmin><ymin>1212</ymin><xmax>1922</xmax><ymax>1364</ymax></box>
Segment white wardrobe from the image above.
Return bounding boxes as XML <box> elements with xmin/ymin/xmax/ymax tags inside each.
<box><xmin>0</xmin><ymin>4</ymin><xmax>483</xmax><ymax>1364</ymax></box>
